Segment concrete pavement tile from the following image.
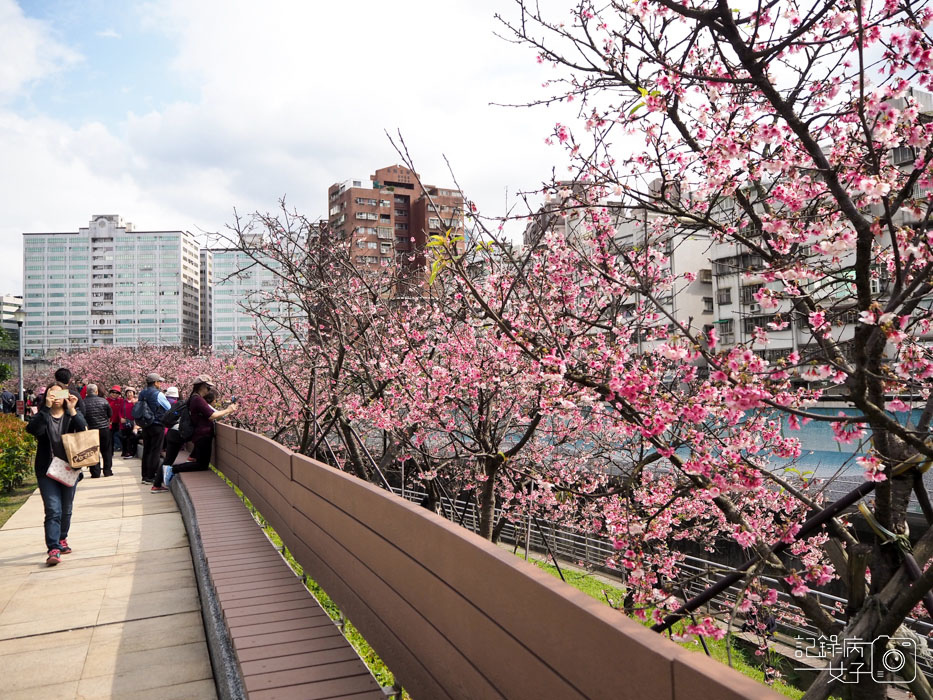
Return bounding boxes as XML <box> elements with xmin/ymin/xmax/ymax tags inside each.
<box><xmin>0</xmin><ymin>575</ymin><xmax>29</xmax><ymax>614</ymax></box>
<box><xmin>104</xmin><ymin>568</ymin><xmax>196</xmax><ymax>596</ymax></box>
<box><xmin>0</xmin><ymin>640</ymin><xmax>89</xmax><ymax>691</ymax></box>
<box><xmin>89</xmin><ymin>611</ymin><xmax>205</xmax><ymax>655</ymax></box>
<box><xmin>10</xmin><ymin>554</ymin><xmax>110</xmax><ymax>603</ymax></box>
<box><xmin>17</xmin><ymin>562</ymin><xmax>113</xmax><ymax>586</ymax></box>
<box><xmin>81</xmin><ymin>640</ymin><xmax>210</xmax><ymax>680</ymax></box>
<box><xmin>96</xmin><ymin>586</ymin><xmax>200</xmax><ymax>624</ymax></box>
<box><xmin>84</xmin><ymin>678</ymin><xmax>217</xmax><ymax>700</ymax></box>
<box><xmin>115</xmin><ymin>536</ymin><xmax>189</xmax><ymax>554</ymax></box>
<box><xmin>104</xmin><ymin>546</ymin><xmax>192</xmax><ymax>571</ymax></box>
<box><xmin>0</xmin><ymin>627</ymin><xmax>92</xmax><ymax>656</ymax></box>
<box><xmin>0</xmin><ymin>607</ymin><xmax>101</xmax><ymax>640</ymax></box>
<box><xmin>105</xmin><ymin>555</ymin><xmax>194</xmax><ymax>578</ymax></box>
<box><xmin>1</xmin><ymin>455</ymin><xmax>222</xmax><ymax>699</ymax></box>
<box><xmin>2</xmin><ymin>679</ymin><xmax>78</xmax><ymax>699</ymax></box>
<box><xmin>76</xmin><ymin>644</ymin><xmax>212</xmax><ymax>695</ymax></box>
<box><xmin>1</xmin><ymin>588</ymin><xmax>107</xmax><ymax>625</ymax></box>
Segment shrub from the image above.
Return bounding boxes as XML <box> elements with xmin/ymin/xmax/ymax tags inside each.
<box><xmin>0</xmin><ymin>415</ymin><xmax>35</xmax><ymax>492</ymax></box>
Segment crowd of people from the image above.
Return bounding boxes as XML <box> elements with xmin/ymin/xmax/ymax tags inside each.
<box><xmin>25</xmin><ymin>366</ymin><xmax>237</xmax><ymax>566</ymax></box>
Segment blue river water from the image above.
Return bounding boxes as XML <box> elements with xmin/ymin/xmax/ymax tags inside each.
<box><xmin>758</xmin><ymin>407</ymin><xmax>922</xmax><ymax>479</ymax></box>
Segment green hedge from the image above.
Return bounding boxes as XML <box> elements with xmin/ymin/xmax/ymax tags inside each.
<box><xmin>0</xmin><ymin>415</ymin><xmax>35</xmax><ymax>492</ymax></box>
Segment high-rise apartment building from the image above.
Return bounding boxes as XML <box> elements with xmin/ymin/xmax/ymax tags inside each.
<box><xmin>0</xmin><ymin>294</ymin><xmax>23</xmax><ymax>352</ymax></box>
<box><xmin>327</xmin><ymin>165</ymin><xmax>463</xmax><ymax>272</ymax></box>
<box><xmin>200</xmin><ymin>249</ymin><xmax>213</xmax><ymax>347</ymax></box>
<box><xmin>21</xmin><ymin>215</ymin><xmax>200</xmax><ymax>358</ymax></box>
<box><xmin>523</xmin><ymin>186</ymin><xmax>713</xmax><ymax>347</ymax></box>
<box><xmin>208</xmin><ymin>246</ymin><xmax>282</xmax><ymax>349</ymax></box>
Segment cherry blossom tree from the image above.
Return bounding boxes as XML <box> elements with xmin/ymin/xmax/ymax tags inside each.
<box><xmin>402</xmin><ymin>0</ymin><xmax>933</xmax><ymax>696</ymax></box>
<box><xmin>224</xmin><ymin>205</ymin><xmax>603</xmax><ymax>541</ymax></box>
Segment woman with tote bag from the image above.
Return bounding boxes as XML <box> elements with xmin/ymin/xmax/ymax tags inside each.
<box><xmin>26</xmin><ymin>384</ymin><xmax>89</xmax><ymax>566</ymax></box>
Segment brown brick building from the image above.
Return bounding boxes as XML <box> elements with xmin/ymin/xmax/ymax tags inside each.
<box><xmin>327</xmin><ymin>165</ymin><xmax>463</xmax><ymax>273</ymax></box>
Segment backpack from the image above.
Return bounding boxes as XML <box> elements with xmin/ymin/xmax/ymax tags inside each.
<box><xmin>132</xmin><ymin>392</ymin><xmax>155</xmax><ymax>427</ymax></box>
<box><xmin>161</xmin><ymin>399</ymin><xmax>194</xmax><ymax>441</ymax></box>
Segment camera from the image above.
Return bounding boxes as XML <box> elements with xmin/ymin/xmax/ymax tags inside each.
<box><xmin>870</xmin><ymin>636</ymin><xmax>917</xmax><ymax>683</ymax></box>
<box><xmin>229</xmin><ymin>395</ymin><xmax>237</xmax><ymax>404</ymax></box>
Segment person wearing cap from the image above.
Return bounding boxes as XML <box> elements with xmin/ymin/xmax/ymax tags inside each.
<box><xmin>138</xmin><ymin>373</ymin><xmax>171</xmax><ymax>484</ymax></box>
<box><xmin>167</xmin><ymin>374</ymin><xmax>237</xmax><ymax>481</ymax></box>
<box><xmin>149</xmin><ymin>386</ymin><xmax>182</xmax><ymax>492</ymax></box>
<box><xmin>107</xmin><ymin>386</ymin><xmax>123</xmax><ymax>455</ymax></box>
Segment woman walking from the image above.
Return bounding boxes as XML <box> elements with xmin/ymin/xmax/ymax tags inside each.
<box><xmin>26</xmin><ymin>384</ymin><xmax>88</xmax><ymax>566</ymax></box>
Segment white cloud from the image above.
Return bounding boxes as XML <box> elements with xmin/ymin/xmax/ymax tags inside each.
<box><xmin>129</xmin><ymin>0</ymin><xmax>575</xmax><ymax>214</ymax></box>
<box><xmin>0</xmin><ymin>0</ymin><xmax>80</xmax><ymax>102</ymax></box>
<box><xmin>0</xmin><ymin>0</ymin><xmax>582</xmax><ymax>295</ymax></box>
<box><xmin>96</xmin><ymin>28</ymin><xmax>121</xmax><ymax>39</ymax></box>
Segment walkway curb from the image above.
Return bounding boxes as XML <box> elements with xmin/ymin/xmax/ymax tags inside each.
<box><xmin>172</xmin><ymin>473</ymin><xmax>248</xmax><ymax>700</ymax></box>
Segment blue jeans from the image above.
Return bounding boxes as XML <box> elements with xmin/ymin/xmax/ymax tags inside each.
<box><xmin>37</xmin><ymin>473</ymin><xmax>77</xmax><ymax>552</ymax></box>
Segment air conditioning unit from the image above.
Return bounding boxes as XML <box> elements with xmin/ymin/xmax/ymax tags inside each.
<box><xmin>749</xmin><ymin>303</ymin><xmax>761</xmax><ymax>313</ymax></box>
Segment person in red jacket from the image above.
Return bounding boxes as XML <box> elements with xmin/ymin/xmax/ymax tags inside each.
<box><xmin>107</xmin><ymin>386</ymin><xmax>123</xmax><ymax>454</ymax></box>
<box><xmin>118</xmin><ymin>388</ymin><xmax>140</xmax><ymax>458</ymax></box>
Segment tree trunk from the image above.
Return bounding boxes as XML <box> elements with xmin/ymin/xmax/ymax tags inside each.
<box><xmin>477</xmin><ymin>457</ymin><xmax>498</xmax><ymax>541</ymax></box>
<box><xmin>337</xmin><ymin>413</ymin><xmax>371</xmax><ymax>483</ymax></box>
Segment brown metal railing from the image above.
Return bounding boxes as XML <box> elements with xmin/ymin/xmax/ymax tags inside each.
<box><xmin>213</xmin><ymin>423</ymin><xmax>779</xmax><ymax>700</ymax></box>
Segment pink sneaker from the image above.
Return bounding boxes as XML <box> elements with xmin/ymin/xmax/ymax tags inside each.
<box><xmin>58</xmin><ymin>539</ymin><xmax>72</xmax><ymax>554</ymax></box>
<box><xmin>46</xmin><ymin>549</ymin><xmax>61</xmax><ymax>566</ymax></box>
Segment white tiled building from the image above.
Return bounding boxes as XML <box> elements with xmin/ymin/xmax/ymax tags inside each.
<box><xmin>523</xmin><ymin>189</ymin><xmax>714</xmax><ymax>345</ymax></box>
<box><xmin>21</xmin><ymin>215</ymin><xmax>201</xmax><ymax>358</ymax></box>
<box><xmin>208</xmin><ymin>246</ymin><xmax>281</xmax><ymax>350</ymax></box>
<box><xmin>0</xmin><ymin>294</ymin><xmax>23</xmax><ymax>352</ymax></box>
<box><xmin>199</xmin><ymin>249</ymin><xmax>214</xmax><ymax>347</ymax></box>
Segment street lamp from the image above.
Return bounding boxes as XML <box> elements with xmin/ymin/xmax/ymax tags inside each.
<box><xmin>12</xmin><ymin>309</ymin><xmax>25</xmax><ymax>419</ymax></box>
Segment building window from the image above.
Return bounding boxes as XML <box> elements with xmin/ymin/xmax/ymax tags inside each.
<box><xmin>740</xmin><ymin>284</ymin><xmax>762</xmax><ymax>305</ymax></box>
<box><xmin>703</xmin><ymin>297</ymin><xmax>714</xmax><ymax>313</ymax></box>
<box><xmin>718</xmin><ymin>319</ymin><xmax>735</xmax><ymax>345</ymax></box>
<box><xmin>742</xmin><ymin>315</ymin><xmax>773</xmax><ymax>335</ymax></box>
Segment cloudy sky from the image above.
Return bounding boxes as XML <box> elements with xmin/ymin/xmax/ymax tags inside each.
<box><xmin>0</xmin><ymin>0</ymin><xmax>578</xmax><ymax>294</ymax></box>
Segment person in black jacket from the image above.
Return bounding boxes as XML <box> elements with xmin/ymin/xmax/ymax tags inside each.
<box><xmin>83</xmin><ymin>384</ymin><xmax>113</xmax><ymax>478</ymax></box>
<box><xmin>26</xmin><ymin>383</ymin><xmax>88</xmax><ymax>566</ymax></box>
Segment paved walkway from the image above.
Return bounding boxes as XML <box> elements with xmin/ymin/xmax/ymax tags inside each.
<box><xmin>0</xmin><ymin>455</ymin><xmax>216</xmax><ymax>700</ymax></box>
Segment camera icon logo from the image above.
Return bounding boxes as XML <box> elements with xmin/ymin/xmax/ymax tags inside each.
<box><xmin>796</xmin><ymin>634</ymin><xmax>918</xmax><ymax>684</ymax></box>
<box><xmin>871</xmin><ymin>636</ymin><xmax>917</xmax><ymax>683</ymax></box>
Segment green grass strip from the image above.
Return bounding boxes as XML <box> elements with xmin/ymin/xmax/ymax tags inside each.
<box><xmin>523</xmin><ymin>557</ymin><xmax>806</xmax><ymax>699</ymax></box>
